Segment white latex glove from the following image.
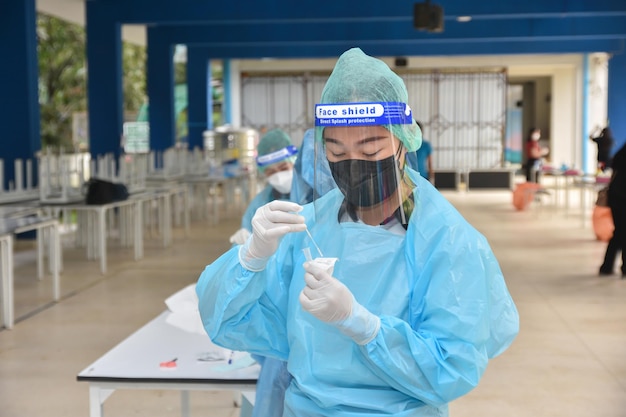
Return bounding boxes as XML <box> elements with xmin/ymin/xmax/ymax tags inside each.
<box><xmin>229</xmin><ymin>228</ymin><xmax>251</xmax><ymax>245</ymax></box>
<box><xmin>300</xmin><ymin>262</ymin><xmax>381</xmax><ymax>345</ymax></box>
<box><xmin>239</xmin><ymin>200</ymin><xmax>306</xmax><ymax>271</ymax></box>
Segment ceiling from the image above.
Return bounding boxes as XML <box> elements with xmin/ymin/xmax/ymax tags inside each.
<box><xmin>35</xmin><ymin>0</ymin><xmax>626</xmax><ymax>58</ymax></box>
<box><xmin>37</xmin><ymin>0</ymin><xmax>146</xmax><ymax>45</ymax></box>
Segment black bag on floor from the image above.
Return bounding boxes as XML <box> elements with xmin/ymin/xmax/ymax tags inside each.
<box><xmin>84</xmin><ymin>178</ymin><xmax>129</xmax><ymax>205</ymax></box>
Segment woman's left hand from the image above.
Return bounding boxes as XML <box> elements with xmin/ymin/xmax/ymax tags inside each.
<box><xmin>300</xmin><ymin>261</ymin><xmax>352</xmax><ymax>323</ymax></box>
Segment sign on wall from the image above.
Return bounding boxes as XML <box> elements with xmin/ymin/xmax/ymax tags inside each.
<box><xmin>123</xmin><ymin>122</ymin><xmax>150</xmax><ymax>154</ymax></box>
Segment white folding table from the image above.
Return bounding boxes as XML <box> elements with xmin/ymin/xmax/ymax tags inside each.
<box><xmin>0</xmin><ymin>213</ymin><xmax>61</xmax><ymax>329</ymax></box>
<box><xmin>43</xmin><ymin>198</ymin><xmax>143</xmax><ymax>274</ymax></box>
<box><xmin>77</xmin><ymin>311</ymin><xmax>258</xmax><ymax>417</ymax></box>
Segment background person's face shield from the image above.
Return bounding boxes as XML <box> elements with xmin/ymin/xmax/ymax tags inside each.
<box><xmin>256</xmin><ymin>145</ymin><xmax>298</xmax><ymax>174</ymax></box>
<box><xmin>256</xmin><ymin>145</ymin><xmax>298</xmax><ymax>193</ymax></box>
<box><xmin>314</xmin><ymin>102</ymin><xmax>415</xmax><ymax>226</ymax></box>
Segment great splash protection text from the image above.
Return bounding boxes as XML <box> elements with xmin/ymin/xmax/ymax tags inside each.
<box><xmin>315</xmin><ymin>102</ymin><xmax>413</xmax><ymax>127</ymax></box>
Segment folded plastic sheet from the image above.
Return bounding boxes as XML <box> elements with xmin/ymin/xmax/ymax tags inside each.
<box><xmin>164</xmin><ymin>284</ymin><xmax>209</xmax><ymax>335</ymax></box>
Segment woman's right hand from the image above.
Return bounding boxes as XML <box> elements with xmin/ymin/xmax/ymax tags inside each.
<box><xmin>239</xmin><ymin>200</ymin><xmax>307</xmax><ymax>271</ymax></box>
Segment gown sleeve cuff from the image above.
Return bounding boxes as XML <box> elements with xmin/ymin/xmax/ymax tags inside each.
<box><xmin>238</xmin><ymin>242</ymin><xmax>269</xmax><ymax>272</ymax></box>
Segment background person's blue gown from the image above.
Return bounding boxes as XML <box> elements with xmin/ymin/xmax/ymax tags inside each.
<box><xmin>238</xmin><ymin>183</ymin><xmax>290</xmax><ymax>417</ymax></box>
<box><xmin>240</xmin><ymin>128</ymin><xmax>333</xmax><ymax>417</ymax></box>
<box><xmin>197</xmin><ymin>169</ymin><xmax>517</xmax><ymax>416</ymax></box>
<box><xmin>241</xmin><ymin>185</ymin><xmax>289</xmax><ymax>231</ymax></box>
<box><xmin>290</xmin><ymin>128</ymin><xmax>336</xmax><ymax>205</ymax></box>
<box><xmin>406</xmin><ymin>140</ymin><xmax>432</xmax><ymax>180</ymax></box>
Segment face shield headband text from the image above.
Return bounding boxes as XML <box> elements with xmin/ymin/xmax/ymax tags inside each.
<box><xmin>314</xmin><ymin>102</ymin><xmax>413</xmax><ymax>127</ymax></box>
<box><xmin>256</xmin><ymin>145</ymin><xmax>298</xmax><ymax>167</ymax></box>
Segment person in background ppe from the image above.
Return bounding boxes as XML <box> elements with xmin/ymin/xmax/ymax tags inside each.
<box><xmin>197</xmin><ymin>48</ymin><xmax>519</xmax><ymax>417</ymax></box>
<box><xmin>228</xmin><ymin>129</ymin><xmax>298</xmax><ymax>245</ymax></box>
<box><xmin>227</xmin><ymin>128</ymin><xmax>296</xmax><ymax>417</ymax></box>
<box><xmin>290</xmin><ymin>128</ymin><xmax>337</xmax><ymax>205</ymax></box>
<box><xmin>405</xmin><ymin>120</ymin><xmax>434</xmax><ymax>182</ymax></box>
<box><xmin>231</xmin><ymin>128</ymin><xmax>337</xmax><ymax>417</ymax></box>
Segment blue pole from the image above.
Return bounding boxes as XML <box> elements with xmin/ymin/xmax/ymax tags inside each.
<box><xmin>207</xmin><ymin>60</ymin><xmax>213</xmax><ymax>130</ymax></box>
<box><xmin>86</xmin><ymin>5</ymin><xmax>124</xmax><ymax>160</ymax></box>
<box><xmin>607</xmin><ymin>49</ymin><xmax>626</xmax><ymax>155</ymax></box>
<box><xmin>0</xmin><ymin>0</ymin><xmax>41</xmax><ymax>189</ymax></box>
<box><xmin>146</xmin><ymin>28</ymin><xmax>176</xmax><ymax>154</ymax></box>
<box><xmin>223</xmin><ymin>59</ymin><xmax>232</xmax><ymax>124</ymax></box>
<box><xmin>186</xmin><ymin>47</ymin><xmax>209</xmax><ymax>150</ymax></box>
<box><xmin>582</xmin><ymin>53</ymin><xmax>590</xmax><ymax>174</ymax></box>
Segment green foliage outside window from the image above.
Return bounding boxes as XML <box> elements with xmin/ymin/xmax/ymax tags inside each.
<box><xmin>37</xmin><ymin>14</ymin><xmax>147</xmax><ymax>151</ymax></box>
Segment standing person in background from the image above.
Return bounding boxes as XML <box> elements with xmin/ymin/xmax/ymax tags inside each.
<box><xmin>589</xmin><ymin>127</ymin><xmax>615</xmax><ymax>172</ymax></box>
<box><xmin>405</xmin><ymin>120</ymin><xmax>434</xmax><ymax>182</ymax></box>
<box><xmin>599</xmin><ymin>142</ymin><xmax>626</xmax><ymax>277</ymax></box>
<box><xmin>524</xmin><ymin>127</ymin><xmax>549</xmax><ymax>183</ymax></box>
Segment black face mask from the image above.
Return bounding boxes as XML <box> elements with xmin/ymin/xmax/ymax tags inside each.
<box><xmin>329</xmin><ymin>155</ymin><xmax>401</xmax><ymax>207</ymax></box>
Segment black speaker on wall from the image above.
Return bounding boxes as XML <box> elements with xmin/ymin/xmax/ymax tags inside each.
<box><xmin>414</xmin><ymin>1</ymin><xmax>444</xmax><ymax>33</ymax></box>
<box><xmin>394</xmin><ymin>57</ymin><xmax>408</xmax><ymax>67</ymax></box>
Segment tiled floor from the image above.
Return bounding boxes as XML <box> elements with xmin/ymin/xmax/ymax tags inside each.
<box><xmin>0</xmin><ymin>188</ymin><xmax>625</xmax><ymax>417</ymax></box>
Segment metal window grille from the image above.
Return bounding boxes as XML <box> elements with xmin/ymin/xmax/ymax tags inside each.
<box><xmin>241</xmin><ymin>68</ymin><xmax>507</xmax><ymax>170</ymax></box>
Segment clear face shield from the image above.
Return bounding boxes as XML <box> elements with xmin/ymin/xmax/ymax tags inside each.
<box><xmin>314</xmin><ymin>102</ymin><xmax>416</xmax><ymax>227</ymax></box>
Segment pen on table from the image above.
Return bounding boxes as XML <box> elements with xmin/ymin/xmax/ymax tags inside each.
<box><xmin>159</xmin><ymin>358</ymin><xmax>178</xmax><ymax>368</ymax></box>
<box><xmin>228</xmin><ymin>350</ymin><xmax>235</xmax><ymax>365</ymax></box>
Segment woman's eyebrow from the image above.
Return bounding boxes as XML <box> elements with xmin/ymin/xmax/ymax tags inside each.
<box><xmin>324</xmin><ymin>135</ymin><xmax>389</xmax><ymax>147</ymax></box>
<box><xmin>356</xmin><ymin>136</ymin><xmax>389</xmax><ymax>146</ymax></box>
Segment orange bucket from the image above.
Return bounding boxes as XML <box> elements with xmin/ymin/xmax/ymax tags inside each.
<box><xmin>512</xmin><ymin>183</ymin><xmax>543</xmax><ymax>211</ymax></box>
<box><xmin>592</xmin><ymin>205</ymin><xmax>614</xmax><ymax>242</ymax></box>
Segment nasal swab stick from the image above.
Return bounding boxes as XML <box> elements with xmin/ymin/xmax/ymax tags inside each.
<box><xmin>305</xmin><ymin>228</ymin><xmax>324</xmax><ymax>257</ymax></box>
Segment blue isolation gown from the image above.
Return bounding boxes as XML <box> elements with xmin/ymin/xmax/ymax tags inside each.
<box><xmin>241</xmin><ymin>184</ymin><xmax>289</xmax><ymax>231</ymax></box>
<box><xmin>240</xmin><ymin>130</ymin><xmax>336</xmax><ymax>417</ymax></box>
<box><xmin>239</xmin><ymin>182</ymin><xmax>291</xmax><ymax>417</ymax></box>
<box><xmin>197</xmin><ymin>169</ymin><xmax>519</xmax><ymax>417</ymax></box>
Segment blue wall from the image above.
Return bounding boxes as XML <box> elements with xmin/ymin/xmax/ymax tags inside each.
<box><xmin>608</xmin><ymin>50</ymin><xmax>626</xmax><ymax>154</ymax></box>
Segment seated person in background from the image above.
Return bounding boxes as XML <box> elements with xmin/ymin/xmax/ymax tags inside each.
<box><xmin>230</xmin><ymin>127</ymin><xmax>336</xmax><ymax>417</ymax></box>
<box><xmin>229</xmin><ymin>128</ymin><xmax>297</xmax><ymax>417</ymax></box>
<box><xmin>229</xmin><ymin>129</ymin><xmax>297</xmax><ymax>245</ymax></box>
<box><xmin>290</xmin><ymin>128</ymin><xmax>337</xmax><ymax>205</ymax></box>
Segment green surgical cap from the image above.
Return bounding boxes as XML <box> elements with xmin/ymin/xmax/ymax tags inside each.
<box><xmin>257</xmin><ymin>129</ymin><xmax>297</xmax><ymax>172</ymax></box>
<box><xmin>315</xmin><ymin>48</ymin><xmax>422</xmax><ymax>152</ymax></box>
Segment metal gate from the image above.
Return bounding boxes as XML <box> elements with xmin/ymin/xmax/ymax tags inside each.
<box><xmin>401</xmin><ymin>69</ymin><xmax>507</xmax><ymax>170</ymax></box>
<box><xmin>241</xmin><ymin>73</ymin><xmax>329</xmax><ymax>147</ymax></box>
